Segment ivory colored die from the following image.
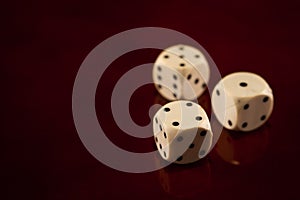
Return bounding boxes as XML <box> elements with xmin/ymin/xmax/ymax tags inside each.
<box><xmin>212</xmin><ymin>72</ymin><xmax>274</xmax><ymax>132</ymax></box>
<box><xmin>153</xmin><ymin>101</ymin><xmax>212</xmax><ymax>164</ymax></box>
<box><xmin>153</xmin><ymin>44</ymin><xmax>210</xmax><ymax>100</ymax></box>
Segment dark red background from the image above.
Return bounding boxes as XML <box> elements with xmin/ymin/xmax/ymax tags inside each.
<box><xmin>2</xmin><ymin>0</ymin><xmax>300</xmax><ymax>199</ymax></box>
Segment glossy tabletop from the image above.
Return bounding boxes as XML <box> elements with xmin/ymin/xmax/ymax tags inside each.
<box><xmin>2</xmin><ymin>0</ymin><xmax>300</xmax><ymax>199</ymax></box>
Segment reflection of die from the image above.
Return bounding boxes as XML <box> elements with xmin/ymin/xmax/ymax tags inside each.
<box><xmin>212</xmin><ymin>72</ymin><xmax>274</xmax><ymax>131</ymax></box>
<box><xmin>215</xmin><ymin>125</ymin><xmax>270</xmax><ymax>165</ymax></box>
<box><xmin>158</xmin><ymin>160</ymin><xmax>211</xmax><ymax>198</ymax></box>
<box><xmin>153</xmin><ymin>100</ymin><xmax>213</xmax><ymax>164</ymax></box>
<box><xmin>153</xmin><ymin>44</ymin><xmax>210</xmax><ymax>100</ymax></box>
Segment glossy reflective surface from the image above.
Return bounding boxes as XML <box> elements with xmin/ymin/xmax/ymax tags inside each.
<box><xmin>2</xmin><ymin>0</ymin><xmax>300</xmax><ymax>199</ymax></box>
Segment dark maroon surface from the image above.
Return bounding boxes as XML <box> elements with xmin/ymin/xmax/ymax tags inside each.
<box><xmin>2</xmin><ymin>0</ymin><xmax>300</xmax><ymax>199</ymax></box>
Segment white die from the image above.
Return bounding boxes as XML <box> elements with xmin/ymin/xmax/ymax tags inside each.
<box><xmin>212</xmin><ymin>72</ymin><xmax>274</xmax><ymax>132</ymax></box>
<box><xmin>153</xmin><ymin>44</ymin><xmax>210</xmax><ymax>100</ymax></box>
<box><xmin>153</xmin><ymin>101</ymin><xmax>213</xmax><ymax>164</ymax></box>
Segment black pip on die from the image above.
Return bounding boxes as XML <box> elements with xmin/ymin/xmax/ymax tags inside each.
<box><xmin>212</xmin><ymin>72</ymin><xmax>274</xmax><ymax>132</ymax></box>
<box><xmin>153</xmin><ymin>44</ymin><xmax>210</xmax><ymax>100</ymax></box>
<box><xmin>153</xmin><ymin>101</ymin><xmax>213</xmax><ymax>164</ymax></box>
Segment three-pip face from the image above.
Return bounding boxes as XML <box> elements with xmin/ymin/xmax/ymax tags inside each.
<box><xmin>152</xmin><ymin>45</ymin><xmax>274</xmax><ymax>164</ymax></box>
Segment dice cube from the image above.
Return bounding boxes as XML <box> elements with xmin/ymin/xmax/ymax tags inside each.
<box><xmin>153</xmin><ymin>101</ymin><xmax>212</xmax><ymax>164</ymax></box>
<box><xmin>212</xmin><ymin>72</ymin><xmax>274</xmax><ymax>131</ymax></box>
<box><xmin>153</xmin><ymin>44</ymin><xmax>210</xmax><ymax>100</ymax></box>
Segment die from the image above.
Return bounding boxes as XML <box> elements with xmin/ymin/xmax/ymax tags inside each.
<box><xmin>153</xmin><ymin>100</ymin><xmax>213</xmax><ymax>164</ymax></box>
<box><xmin>211</xmin><ymin>72</ymin><xmax>274</xmax><ymax>132</ymax></box>
<box><xmin>153</xmin><ymin>44</ymin><xmax>210</xmax><ymax>100</ymax></box>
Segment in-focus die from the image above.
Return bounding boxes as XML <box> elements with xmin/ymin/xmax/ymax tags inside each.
<box><xmin>212</xmin><ymin>72</ymin><xmax>274</xmax><ymax>131</ymax></box>
<box><xmin>153</xmin><ymin>44</ymin><xmax>210</xmax><ymax>100</ymax></box>
<box><xmin>153</xmin><ymin>100</ymin><xmax>213</xmax><ymax>164</ymax></box>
